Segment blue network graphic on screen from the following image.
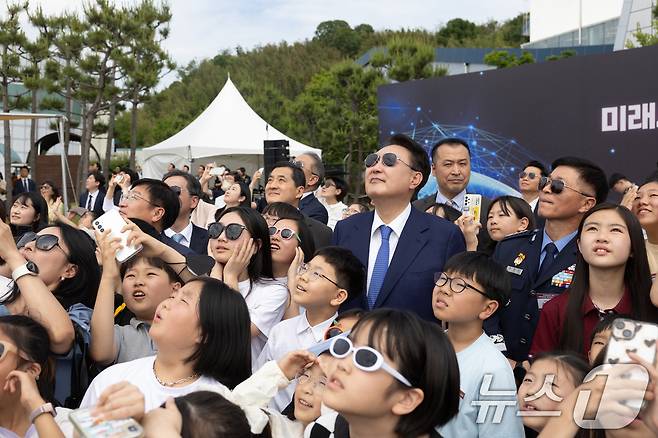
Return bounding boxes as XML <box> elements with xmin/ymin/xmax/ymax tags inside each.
<box><xmin>386</xmin><ymin>111</ymin><xmax>541</xmax><ymax>199</ymax></box>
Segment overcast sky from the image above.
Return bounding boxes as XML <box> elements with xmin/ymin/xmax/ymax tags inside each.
<box><xmin>14</xmin><ymin>0</ymin><xmax>530</xmax><ymax>88</ymax></box>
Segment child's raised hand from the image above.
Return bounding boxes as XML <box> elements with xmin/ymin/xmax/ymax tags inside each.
<box><xmin>95</xmin><ymin>229</ymin><xmax>122</xmax><ymax>272</ymax></box>
<box><xmin>278</xmin><ymin>350</ymin><xmax>317</xmax><ymax>380</ymax></box>
<box><xmin>92</xmin><ymin>381</ymin><xmax>145</xmax><ymax>421</ymax></box>
<box><xmin>286</xmin><ymin>247</ymin><xmax>304</xmax><ymax>291</ymax></box>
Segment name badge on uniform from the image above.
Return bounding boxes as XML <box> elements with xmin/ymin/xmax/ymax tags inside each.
<box><xmin>551</xmin><ymin>264</ymin><xmax>576</xmax><ymax>288</ymax></box>
<box><xmin>537</xmin><ymin>292</ymin><xmax>559</xmax><ymax>309</ymax></box>
<box><xmin>506</xmin><ymin>266</ymin><xmax>523</xmax><ymax>276</ymax></box>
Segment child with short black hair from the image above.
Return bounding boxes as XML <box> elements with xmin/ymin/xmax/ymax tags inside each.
<box><xmin>256</xmin><ymin>246</ymin><xmax>365</xmax><ymax>411</ymax></box>
<box><xmin>90</xmin><ymin>232</ymin><xmax>182</xmax><ymax>366</ymax></box>
<box><xmin>433</xmin><ymin>251</ymin><xmax>524</xmax><ymax>437</ymax></box>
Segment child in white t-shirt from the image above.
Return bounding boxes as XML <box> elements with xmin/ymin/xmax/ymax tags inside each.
<box><xmin>432</xmin><ymin>252</ymin><xmax>525</xmax><ymax>438</ymax></box>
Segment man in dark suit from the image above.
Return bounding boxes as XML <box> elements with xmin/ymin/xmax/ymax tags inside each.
<box><xmin>294</xmin><ymin>152</ymin><xmax>329</xmax><ymax>225</ymax></box>
<box><xmin>78</xmin><ymin>171</ymin><xmax>107</xmax><ymax>218</ymax></box>
<box><xmin>413</xmin><ymin>138</ymin><xmax>492</xmax><ymax>252</ymax></box>
<box><xmin>265</xmin><ymin>161</ymin><xmax>332</xmax><ymax>250</ymax></box>
<box><xmin>12</xmin><ymin>166</ymin><xmax>36</xmax><ymax>196</ymax></box>
<box><xmin>518</xmin><ymin>160</ymin><xmax>548</xmax><ymax>228</ymax></box>
<box><xmin>486</xmin><ymin>156</ymin><xmax>607</xmax><ymax>363</ymax></box>
<box><xmin>162</xmin><ymin>170</ymin><xmax>209</xmax><ymax>255</ymax></box>
<box><xmin>333</xmin><ymin>134</ymin><xmax>466</xmax><ymax>321</ymax></box>
<box><xmin>118</xmin><ymin>178</ymin><xmax>193</xmax><ymax>256</ymax></box>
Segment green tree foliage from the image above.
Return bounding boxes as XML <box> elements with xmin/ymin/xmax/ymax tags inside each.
<box><xmin>483</xmin><ymin>50</ymin><xmax>535</xmax><ymax>68</ymax></box>
<box><xmin>437</xmin><ymin>18</ymin><xmax>477</xmax><ymax>44</ymax></box>
<box><xmin>370</xmin><ymin>36</ymin><xmax>447</xmax><ymax>82</ymax></box>
<box><xmin>0</xmin><ymin>1</ymin><xmax>28</xmax><ymax>206</ymax></box>
<box><xmin>628</xmin><ymin>4</ymin><xmax>658</xmax><ymax>47</ymax></box>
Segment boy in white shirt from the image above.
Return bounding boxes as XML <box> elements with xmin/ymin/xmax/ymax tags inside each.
<box><xmin>256</xmin><ymin>246</ymin><xmax>365</xmax><ymax>411</ymax></box>
<box><xmin>433</xmin><ymin>251</ymin><xmax>524</xmax><ymax>438</ymax></box>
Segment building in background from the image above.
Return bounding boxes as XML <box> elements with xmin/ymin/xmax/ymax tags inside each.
<box><xmin>523</xmin><ymin>0</ymin><xmax>655</xmax><ymax>49</ymax></box>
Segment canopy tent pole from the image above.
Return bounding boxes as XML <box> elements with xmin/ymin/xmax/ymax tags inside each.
<box><xmin>57</xmin><ymin>116</ymin><xmax>68</xmax><ymax>212</ymax></box>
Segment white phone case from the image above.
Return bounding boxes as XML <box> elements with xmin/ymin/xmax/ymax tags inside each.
<box><xmin>69</xmin><ymin>408</ymin><xmax>144</xmax><ymax>438</ymax></box>
<box><xmin>92</xmin><ymin>209</ymin><xmax>142</xmax><ymax>263</ymax></box>
<box><xmin>605</xmin><ymin>318</ymin><xmax>658</xmax><ymax>410</ymax></box>
<box><xmin>463</xmin><ymin>194</ymin><xmax>482</xmax><ymax>223</ymax></box>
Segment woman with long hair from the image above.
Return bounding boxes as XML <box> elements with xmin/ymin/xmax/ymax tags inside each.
<box><xmin>209</xmin><ymin>206</ymin><xmax>288</xmax><ymax>364</ymax></box>
<box><xmin>530</xmin><ymin>203</ymin><xmax>658</xmax><ymax>357</ymax></box>
<box><xmin>80</xmin><ymin>277</ymin><xmax>252</xmax><ymax>412</ymax></box>
<box><xmin>9</xmin><ymin>192</ymin><xmax>48</xmax><ymax>240</ymax></box>
<box><xmin>39</xmin><ymin>181</ymin><xmax>64</xmax><ymax>224</ymax></box>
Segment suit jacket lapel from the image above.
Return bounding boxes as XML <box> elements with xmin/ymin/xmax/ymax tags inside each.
<box><xmin>533</xmin><ymin>236</ymin><xmax>578</xmax><ymax>288</ymax></box>
<box><xmin>374</xmin><ymin>209</ymin><xmax>429</xmax><ymax>308</ymax></box>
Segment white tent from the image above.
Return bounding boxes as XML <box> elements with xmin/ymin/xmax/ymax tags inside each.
<box><xmin>137</xmin><ymin>77</ymin><xmax>321</xmax><ymax>178</ymax></box>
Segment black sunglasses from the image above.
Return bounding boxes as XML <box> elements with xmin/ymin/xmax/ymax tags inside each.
<box><xmin>364</xmin><ymin>153</ymin><xmax>418</xmax><ymax>171</ymax></box>
<box><xmin>208</xmin><ymin>222</ymin><xmax>247</xmax><ymax>240</ymax></box>
<box><xmin>539</xmin><ymin>176</ymin><xmax>595</xmax><ymax>198</ymax></box>
<box><xmin>518</xmin><ymin>171</ymin><xmax>537</xmax><ymax>180</ymax></box>
<box><xmin>17</xmin><ymin>232</ymin><xmax>70</xmax><ymax>259</ymax></box>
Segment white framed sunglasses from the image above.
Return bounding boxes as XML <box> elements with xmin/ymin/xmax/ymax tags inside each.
<box><xmin>329</xmin><ymin>336</ymin><xmax>412</xmax><ymax>387</ymax></box>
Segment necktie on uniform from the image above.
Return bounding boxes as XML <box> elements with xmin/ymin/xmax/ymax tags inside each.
<box><xmin>537</xmin><ymin>242</ymin><xmax>558</xmax><ymax>279</ymax></box>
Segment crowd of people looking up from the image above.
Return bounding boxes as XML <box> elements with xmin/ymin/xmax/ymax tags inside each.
<box><xmin>0</xmin><ymin>135</ymin><xmax>657</xmax><ymax>438</ymax></box>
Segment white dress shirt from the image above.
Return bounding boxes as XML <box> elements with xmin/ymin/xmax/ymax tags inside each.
<box><xmin>527</xmin><ymin>196</ymin><xmax>539</xmax><ymax>212</ymax></box>
<box><xmin>86</xmin><ymin>190</ymin><xmax>99</xmax><ymax>210</ymax></box>
<box><xmin>255</xmin><ymin>311</ymin><xmax>337</xmax><ymax>410</ymax></box>
<box><xmin>164</xmin><ymin>220</ymin><xmax>194</xmax><ymax>248</ymax></box>
<box><xmin>435</xmin><ymin>188</ymin><xmax>467</xmax><ymax>211</ymax></box>
<box><xmin>367</xmin><ymin>203</ymin><xmax>412</xmax><ymax>291</ymax></box>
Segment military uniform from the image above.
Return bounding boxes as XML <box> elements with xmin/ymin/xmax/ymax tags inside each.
<box><xmin>485</xmin><ymin>228</ymin><xmax>578</xmax><ymax>361</ymax></box>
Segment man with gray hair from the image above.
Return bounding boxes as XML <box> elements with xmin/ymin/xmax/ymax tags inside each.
<box><xmin>294</xmin><ymin>152</ymin><xmax>329</xmax><ymax>224</ymax></box>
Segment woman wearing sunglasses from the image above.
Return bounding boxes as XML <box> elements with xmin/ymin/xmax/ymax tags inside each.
<box><xmin>310</xmin><ymin>309</ymin><xmax>460</xmax><ymax>438</ymax></box>
<box><xmin>9</xmin><ymin>192</ymin><xmax>48</xmax><ymax>241</ymax></box>
<box><xmin>0</xmin><ymin>220</ymin><xmax>83</xmax><ymax>357</ymax></box>
<box><xmin>0</xmin><ymin>315</ymin><xmax>68</xmax><ymax>438</ymax></box>
<box><xmin>208</xmin><ymin>206</ymin><xmax>289</xmax><ymax>364</ymax></box>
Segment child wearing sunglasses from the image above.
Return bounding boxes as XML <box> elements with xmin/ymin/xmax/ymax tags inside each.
<box><xmin>255</xmin><ymin>246</ymin><xmax>365</xmax><ymax>411</ymax></box>
<box><xmin>89</xmin><ymin>230</ymin><xmax>183</xmax><ymax>366</ymax></box>
<box><xmin>209</xmin><ymin>206</ymin><xmax>289</xmax><ymax>365</ymax></box>
<box><xmin>432</xmin><ymin>251</ymin><xmax>524</xmax><ymax>437</ymax></box>
<box><xmin>308</xmin><ymin>308</ymin><xmax>460</xmax><ymax>438</ymax></box>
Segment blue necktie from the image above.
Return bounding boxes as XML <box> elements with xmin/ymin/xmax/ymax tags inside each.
<box><xmin>368</xmin><ymin>225</ymin><xmax>393</xmax><ymax>309</ymax></box>
<box><xmin>172</xmin><ymin>233</ymin><xmax>185</xmax><ymax>244</ymax></box>
<box><xmin>537</xmin><ymin>242</ymin><xmax>558</xmax><ymax>279</ymax></box>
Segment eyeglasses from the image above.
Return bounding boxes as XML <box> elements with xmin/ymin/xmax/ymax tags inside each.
<box><xmin>269</xmin><ymin>226</ymin><xmax>301</xmax><ymax>242</ymax></box>
<box><xmin>297</xmin><ymin>262</ymin><xmax>342</xmax><ymax>288</ymax></box>
<box><xmin>364</xmin><ymin>153</ymin><xmax>418</xmax><ymax>172</ymax></box>
<box><xmin>120</xmin><ymin>191</ymin><xmax>162</xmax><ymax>208</ymax></box>
<box><xmin>329</xmin><ymin>337</ymin><xmax>412</xmax><ymax>387</ymax></box>
<box><xmin>539</xmin><ymin>176</ymin><xmax>595</xmax><ymax>198</ymax></box>
<box><xmin>292</xmin><ymin>160</ymin><xmax>319</xmax><ymax>177</ymax></box>
<box><xmin>296</xmin><ymin>370</ymin><xmax>327</xmax><ymax>390</ymax></box>
<box><xmin>17</xmin><ymin>232</ymin><xmax>70</xmax><ymax>259</ymax></box>
<box><xmin>208</xmin><ymin>222</ymin><xmax>247</xmax><ymax>240</ymax></box>
<box><xmin>342</xmin><ymin>208</ymin><xmax>361</xmax><ymax>217</ymax></box>
<box><xmin>434</xmin><ymin>272</ymin><xmax>491</xmax><ymax>299</ymax></box>
<box><xmin>518</xmin><ymin>171</ymin><xmax>538</xmax><ymax>180</ymax></box>
<box><xmin>0</xmin><ymin>340</ymin><xmax>29</xmax><ymax>362</ymax></box>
